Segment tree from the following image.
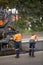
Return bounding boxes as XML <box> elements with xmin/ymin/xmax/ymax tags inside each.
<box><xmin>0</xmin><ymin>0</ymin><xmax>43</xmax><ymax>31</ymax></box>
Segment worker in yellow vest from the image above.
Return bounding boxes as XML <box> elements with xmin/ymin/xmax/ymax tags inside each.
<box><xmin>13</xmin><ymin>30</ymin><xmax>22</xmax><ymax>58</ymax></box>
<box><xmin>29</xmin><ymin>34</ymin><xmax>38</xmax><ymax>57</ymax></box>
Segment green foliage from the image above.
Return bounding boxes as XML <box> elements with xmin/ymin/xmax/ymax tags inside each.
<box><xmin>0</xmin><ymin>0</ymin><xmax>43</xmax><ymax>32</ymax></box>
<box><xmin>13</xmin><ymin>18</ymin><xmax>27</xmax><ymax>30</ymax></box>
<box><xmin>30</xmin><ymin>20</ymin><xmax>43</xmax><ymax>31</ymax></box>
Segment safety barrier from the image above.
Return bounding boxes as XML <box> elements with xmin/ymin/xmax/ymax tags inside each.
<box><xmin>0</xmin><ymin>39</ymin><xmax>43</xmax><ymax>56</ymax></box>
<box><xmin>22</xmin><ymin>40</ymin><xmax>43</xmax><ymax>52</ymax></box>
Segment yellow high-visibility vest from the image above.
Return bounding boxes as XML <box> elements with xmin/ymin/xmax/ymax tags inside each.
<box><xmin>30</xmin><ymin>35</ymin><xmax>38</xmax><ymax>42</ymax></box>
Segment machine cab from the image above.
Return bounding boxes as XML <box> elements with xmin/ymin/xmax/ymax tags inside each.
<box><xmin>0</xmin><ymin>10</ymin><xmax>8</xmax><ymax>27</ymax></box>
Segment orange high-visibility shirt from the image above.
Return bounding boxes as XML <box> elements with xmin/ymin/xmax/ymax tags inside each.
<box><xmin>13</xmin><ymin>33</ymin><xmax>22</xmax><ymax>42</ymax></box>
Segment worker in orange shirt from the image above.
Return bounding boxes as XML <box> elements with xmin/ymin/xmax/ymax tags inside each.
<box><xmin>29</xmin><ymin>34</ymin><xmax>38</xmax><ymax>57</ymax></box>
<box><xmin>13</xmin><ymin>30</ymin><xmax>22</xmax><ymax>58</ymax></box>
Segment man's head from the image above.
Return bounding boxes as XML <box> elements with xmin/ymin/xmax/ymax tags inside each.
<box><xmin>6</xmin><ymin>6</ymin><xmax>9</xmax><ymax>10</ymax></box>
<box><xmin>7</xmin><ymin>26</ymin><xmax>12</xmax><ymax>30</ymax></box>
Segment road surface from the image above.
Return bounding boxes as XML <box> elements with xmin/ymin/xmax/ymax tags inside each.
<box><xmin>0</xmin><ymin>51</ymin><xmax>43</xmax><ymax>65</ymax></box>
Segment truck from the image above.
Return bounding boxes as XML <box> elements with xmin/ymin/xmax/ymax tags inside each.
<box><xmin>0</xmin><ymin>9</ymin><xmax>15</xmax><ymax>56</ymax></box>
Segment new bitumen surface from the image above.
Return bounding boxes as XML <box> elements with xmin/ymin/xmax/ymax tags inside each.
<box><xmin>0</xmin><ymin>51</ymin><xmax>43</xmax><ymax>65</ymax></box>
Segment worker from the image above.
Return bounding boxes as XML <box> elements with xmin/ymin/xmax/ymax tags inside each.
<box><xmin>29</xmin><ymin>34</ymin><xmax>38</xmax><ymax>57</ymax></box>
<box><xmin>13</xmin><ymin>30</ymin><xmax>22</xmax><ymax>58</ymax></box>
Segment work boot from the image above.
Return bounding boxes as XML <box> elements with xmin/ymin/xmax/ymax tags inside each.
<box><xmin>15</xmin><ymin>54</ymin><xmax>19</xmax><ymax>58</ymax></box>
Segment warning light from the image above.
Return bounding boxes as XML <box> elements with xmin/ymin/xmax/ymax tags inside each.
<box><xmin>0</xmin><ymin>20</ymin><xmax>4</xmax><ymax>26</ymax></box>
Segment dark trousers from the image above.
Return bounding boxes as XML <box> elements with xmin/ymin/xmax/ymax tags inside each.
<box><xmin>29</xmin><ymin>39</ymin><xmax>35</xmax><ymax>56</ymax></box>
<box><xmin>14</xmin><ymin>41</ymin><xmax>21</xmax><ymax>58</ymax></box>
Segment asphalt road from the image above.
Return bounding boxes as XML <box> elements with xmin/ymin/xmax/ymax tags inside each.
<box><xmin>0</xmin><ymin>51</ymin><xmax>43</xmax><ymax>65</ymax></box>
